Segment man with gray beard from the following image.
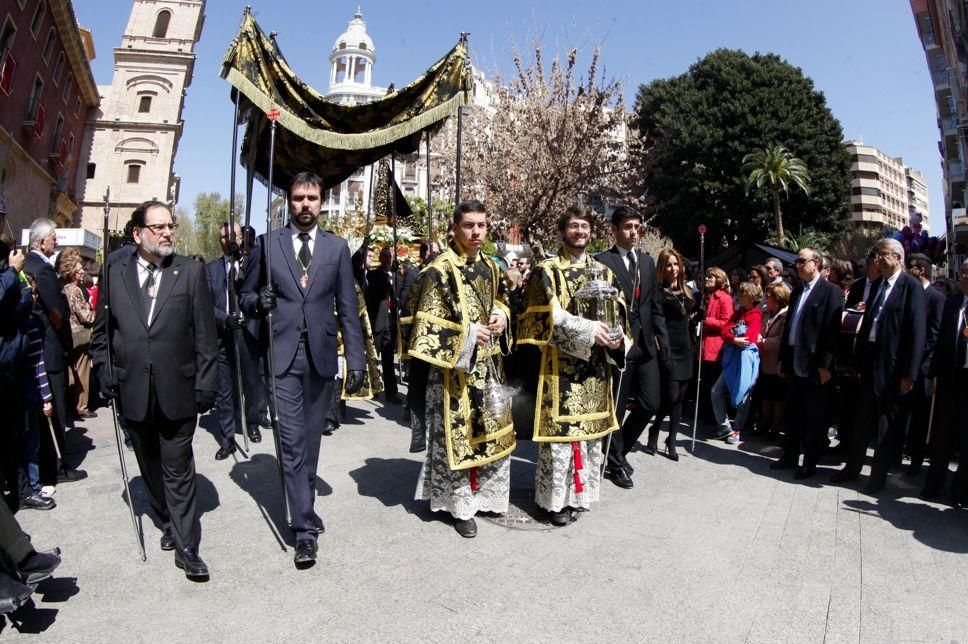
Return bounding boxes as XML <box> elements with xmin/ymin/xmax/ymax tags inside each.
<box><xmin>91</xmin><ymin>200</ymin><xmax>218</xmax><ymax>580</ymax></box>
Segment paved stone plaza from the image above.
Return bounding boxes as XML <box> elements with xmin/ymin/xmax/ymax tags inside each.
<box><xmin>4</xmin><ymin>394</ymin><xmax>968</xmax><ymax>642</ymax></box>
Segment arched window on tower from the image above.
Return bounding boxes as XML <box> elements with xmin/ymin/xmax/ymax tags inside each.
<box><xmin>152</xmin><ymin>10</ymin><xmax>172</xmax><ymax>38</ymax></box>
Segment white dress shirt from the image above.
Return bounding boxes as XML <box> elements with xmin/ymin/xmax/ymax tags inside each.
<box><xmin>614</xmin><ymin>244</ymin><xmax>636</xmax><ymax>273</ymax></box>
<box><xmin>290</xmin><ymin>224</ymin><xmax>317</xmax><ymax>258</ymax></box>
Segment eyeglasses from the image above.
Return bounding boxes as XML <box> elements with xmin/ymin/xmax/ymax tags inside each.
<box><xmin>795</xmin><ymin>257</ymin><xmax>816</xmax><ymax>265</ymax></box>
<box><xmin>566</xmin><ymin>223</ymin><xmax>591</xmax><ymax>231</ymax></box>
<box><xmin>143</xmin><ymin>223</ymin><xmax>178</xmax><ymax>233</ymax></box>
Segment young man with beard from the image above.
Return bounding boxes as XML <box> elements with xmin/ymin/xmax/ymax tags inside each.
<box><xmin>240</xmin><ymin>172</ymin><xmax>365</xmax><ymax>567</ymax></box>
<box><xmin>518</xmin><ymin>205</ymin><xmax>626</xmax><ymax>526</ymax></box>
<box><xmin>91</xmin><ymin>200</ymin><xmax>219</xmax><ymax>580</ymax></box>
<box><xmin>404</xmin><ymin>200</ymin><xmax>515</xmax><ymax>538</ymax></box>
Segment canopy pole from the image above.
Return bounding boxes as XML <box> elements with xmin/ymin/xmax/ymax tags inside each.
<box><xmin>454</xmin><ymin>106</ymin><xmax>463</xmax><ymax>211</ymax></box>
<box><xmin>425</xmin><ymin>130</ymin><xmax>433</xmax><ymax>244</ymax></box>
<box><xmin>227</xmin><ymin>90</ymin><xmax>249</xmax><ymax>456</ymax></box>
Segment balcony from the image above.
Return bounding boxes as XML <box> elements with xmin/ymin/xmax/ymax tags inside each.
<box><xmin>949</xmin><ymin>162</ymin><xmax>965</xmax><ymax>180</ymax></box>
<box><xmin>941</xmin><ymin>116</ymin><xmax>959</xmax><ymax>131</ymax></box>
<box><xmin>932</xmin><ymin>69</ymin><xmax>950</xmax><ymax>87</ymax></box>
<box><xmin>22</xmin><ymin>98</ymin><xmax>45</xmax><ymax>138</ymax></box>
<box><xmin>48</xmin><ymin>138</ymin><xmax>67</xmax><ymax>168</ymax></box>
<box><xmin>0</xmin><ymin>49</ymin><xmax>15</xmax><ymax>95</ymax></box>
<box><xmin>922</xmin><ymin>30</ymin><xmax>937</xmax><ymax>47</ymax></box>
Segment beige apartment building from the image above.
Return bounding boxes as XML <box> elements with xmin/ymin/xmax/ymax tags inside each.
<box><xmin>845</xmin><ymin>141</ymin><xmax>931</xmax><ymax>233</ymax></box>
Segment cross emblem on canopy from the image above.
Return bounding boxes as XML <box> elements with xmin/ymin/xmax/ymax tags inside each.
<box><xmin>267</xmin><ymin>107</ymin><xmax>280</xmax><ymax>121</ymax></box>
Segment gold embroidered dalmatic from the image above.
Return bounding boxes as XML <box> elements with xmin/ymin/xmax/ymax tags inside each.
<box><xmin>402</xmin><ymin>244</ymin><xmax>515</xmax><ymax>470</ymax></box>
<box><xmin>517</xmin><ymin>250</ymin><xmax>627</xmax><ymax>442</ymax></box>
<box><xmin>336</xmin><ymin>282</ymin><xmax>384</xmax><ymax>400</ymax></box>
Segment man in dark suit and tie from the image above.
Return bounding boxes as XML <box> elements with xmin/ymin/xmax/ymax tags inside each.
<box><xmin>920</xmin><ymin>259</ymin><xmax>968</xmax><ymax>507</ymax></box>
<box><xmin>831</xmin><ymin>238</ymin><xmax>925</xmax><ymax>493</ymax></box>
<box><xmin>594</xmin><ymin>207</ymin><xmax>669</xmax><ymax>489</ymax></box>
<box><xmin>23</xmin><ymin>219</ymin><xmax>86</xmax><ymax>486</ymax></box>
<box><xmin>366</xmin><ymin>246</ymin><xmax>402</xmax><ymax>404</ymax></box>
<box><xmin>205</xmin><ymin>222</ymin><xmax>262</xmax><ymax>460</ymax></box>
<box><xmin>91</xmin><ymin>200</ymin><xmax>219</xmax><ymax>580</ymax></box>
<box><xmin>770</xmin><ymin>247</ymin><xmax>844</xmax><ymax>479</ymax></box>
<box><xmin>899</xmin><ymin>253</ymin><xmax>945</xmax><ymax>475</ymax></box>
<box><xmin>240</xmin><ymin>171</ymin><xmax>366</xmax><ymax>569</ymax></box>
<box><xmin>845</xmin><ymin>249</ymin><xmax>880</xmax><ymax>311</ymax></box>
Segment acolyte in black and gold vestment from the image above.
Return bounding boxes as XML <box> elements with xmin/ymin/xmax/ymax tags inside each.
<box><xmin>517</xmin><ymin>249</ymin><xmax>628</xmax><ymax>513</ymax></box>
<box><xmin>402</xmin><ymin>243</ymin><xmax>515</xmax><ymax>521</ymax></box>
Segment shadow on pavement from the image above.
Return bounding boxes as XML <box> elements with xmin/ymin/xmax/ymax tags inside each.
<box><xmin>348</xmin><ymin>457</ymin><xmax>441</xmax><ymax>523</ymax></box>
<box><xmin>0</xmin><ymin>576</ymin><xmax>80</xmax><ymax>635</ymax></box>
<box><xmin>229</xmin><ymin>454</ymin><xmax>292</xmax><ymax>548</ymax></box>
<box><xmin>842</xmin><ymin>497</ymin><xmax>968</xmax><ymax>553</ymax></box>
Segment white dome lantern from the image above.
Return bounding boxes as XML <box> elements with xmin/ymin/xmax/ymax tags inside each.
<box><xmin>332</xmin><ymin>8</ymin><xmax>375</xmax><ymax>55</ymax></box>
<box><xmin>326</xmin><ymin>7</ymin><xmax>386</xmax><ymax>105</ymax></box>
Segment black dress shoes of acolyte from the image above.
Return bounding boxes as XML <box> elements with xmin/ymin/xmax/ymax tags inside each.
<box><xmin>293</xmin><ymin>539</ymin><xmax>318</xmax><ymax>568</ymax></box>
<box><xmin>174</xmin><ymin>548</ymin><xmax>209</xmax><ymax>581</ymax></box>
<box><xmin>605</xmin><ymin>467</ymin><xmax>633</xmax><ymax>489</ymax></box>
<box><xmin>0</xmin><ymin>574</ymin><xmax>33</xmax><ymax>615</ymax></box>
<box><xmin>247</xmin><ymin>427</ymin><xmax>262</xmax><ymax>444</ymax></box>
<box><xmin>160</xmin><ymin>527</ymin><xmax>176</xmax><ymax>551</ymax></box>
<box><xmin>548</xmin><ymin>510</ymin><xmax>573</xmax><ymax>527</ymax></box>
<box><xmin>454</xmin><ymin>517</ymin><xmax>477</xmax><ymax>538</ymax></box>
<box><xmin>215</xmin><ymin>442</ymin><xmax>237</xmax><ymax>461</ymax></box>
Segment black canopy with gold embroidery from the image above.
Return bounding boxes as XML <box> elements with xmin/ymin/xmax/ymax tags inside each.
<box><xmin>221</xmin><ymin>9</ymin><xmax>471</xmax><ymax>191</ymax></box>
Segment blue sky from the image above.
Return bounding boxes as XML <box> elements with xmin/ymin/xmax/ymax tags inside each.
<box><xmin>74</xmin><ymin>0</ymin><xmax>943</xmax><ymax>233</ymax></box>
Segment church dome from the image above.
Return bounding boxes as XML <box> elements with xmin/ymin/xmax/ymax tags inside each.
<box><xmin>332</xmin><ymin>9</ymin><xmax>374</xmax><ymax>54</ymax></box>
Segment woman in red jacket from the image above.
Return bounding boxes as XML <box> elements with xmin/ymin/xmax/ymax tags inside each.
<box><xmin>698</xmin><ymin>268</ymin><xmax>734</xmax><ymax>420</ymax></box>
<box><xmin>710</xmin><ymin>282</ymin><xmax>763</xmax><ymax>444</ymax></box>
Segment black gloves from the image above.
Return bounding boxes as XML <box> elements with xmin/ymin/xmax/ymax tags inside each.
<box><xmin>658</xmin><ymin>346</ymin><xmax>672</xmax><ymax>372</ymax></box>
<box><xmin>258</xmin><ymin>284</ymin><xmax>277</xmax><ymax>313</ymax></box>
<box><xmin>195</xmin><ymin>390</ymin><xmax>217</xmax><ymax>414</ymax></box>
<box><xmin>227</xmin><ymin>312</ymin><xmax>245</xmax><ymax>329</ymax></box>
<box><xmin>344</xmin><ymin>370</ymin><xmax>365</xmax><ymax>395</ymax></box>
<box><xmin>98</xmin><ymin>370</ymin><xmax>120</xmax><ymax>400</ymax></box>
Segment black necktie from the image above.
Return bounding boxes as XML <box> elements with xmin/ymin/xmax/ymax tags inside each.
<box><xmin>142</xmin><ymin>263</ymin><xmax>156</xmax><ymax>319</ymax></box>
<box><xmin>627</xmin><ymin>250</ymin><xmax>636</xmax><ymax>277</ymax></box>
<box><xmin>298</xmin><ymin>232</ymin><xmax>312</xmax><ymax>266</ymax></box>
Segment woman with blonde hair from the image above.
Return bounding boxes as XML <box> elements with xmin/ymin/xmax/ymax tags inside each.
<box><xmin>646</xmin><ymin>248</ymin><xmax>697</xmax><ymax>461</ymax></box>
<box><xmin>56</xmin><ymin>249</ymin><xmax>95</xmax><ymax>418</ymax></box>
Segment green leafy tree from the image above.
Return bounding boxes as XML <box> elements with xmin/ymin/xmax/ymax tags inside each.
<box><xmin>742</xmin><ymin>144</ymin><xmax>811</xmax><ymax>243</ymax></box>
<box><xmin>634</xmin><ymin>49</ymin><xmax>851</xmax><ymax>256</ymax></box>
<box><xmin>189</xmin><ymin>192</ymin><xmax>245</xmax><ymax>262</ymax></box>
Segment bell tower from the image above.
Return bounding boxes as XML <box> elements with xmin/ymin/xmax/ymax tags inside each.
<box><xmin>326</xmin><ymin>8</ymin><xmax>385</xmax><ymax>106</ymax></box>
<box><xmin>76</xmin><ymin>0</ymin><xmax>205</xmax><ymax>231</ymax></box>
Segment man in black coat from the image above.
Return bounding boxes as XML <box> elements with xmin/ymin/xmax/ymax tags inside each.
<box><xmin>920</xmin><ymin>260</ymin><xmax>968</xmax><ymax>507</ymax></box>
<box><xmin>898</xmin><ymin>253</ymin><xmax>945</xmax><ymax>475</ymax></box>
<box><xmin>240</xmin><ymin>171</ymin><xmax>365</xmax><ymax>569</ymax></box>
<box><xmin>770</xmin><ymin>247</ymin><xmax>844</xmax><ymax>479</ymax></box>
<box><xmin>205</xmin><ymin>222</ymin><xmax>262</xmax><ymax>459</ymax></box>
<box><xmin>91</xmin><ymin>200</ymin><xmax>219</xmax><ymax>580</ymax></box>
<box><xmin>594</xmin><ymin>207</ymin><xmax>670</xmax><ymax>489</ymax></box>
<box><xmin>831</xmin><ymin>238</ymin><xmax>925</xmax><ymax>494</ymax></box>
<box><xmin>845</xmin><ymin>249</ymin><xmax>880</xmax><ymax>311</ymax></box>
<box><xmin>23</xmin><ymin>218</ymin><xmax>86</xmax><ymax>486</ymax></box>
<box><xmin>365</xmin><ymin>246</ymin><xmax>402</xmax><ymax>404</ymax></box>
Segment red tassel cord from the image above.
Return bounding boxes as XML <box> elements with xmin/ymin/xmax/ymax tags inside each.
<box><xmin>470</xmin><ymin>466</ymin><xmax>479</xmax><ymax>492</ymax></box>
<box><xmin>571</xmin><ymin>441</ymin><xmax>584</xmax><ymax>494</ymax></box>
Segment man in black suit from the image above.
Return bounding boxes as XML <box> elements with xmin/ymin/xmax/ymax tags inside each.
<box><xmin>240</xmin><ymin>171</ymin><xmax>366</xmax><ymax>569</ymax></box>
<box><xmin>920</xmin><ymin>260</ymin><xmax>968</xmax><ymax>507</ymax></box>
<box><xmin>898</xmin><ymin>253</ymin><xmax>945</xmax><ymax>475</ymax></box>
<box><xmin>239</xmin><ymin>225</ymin><xmax>270</xmax><ymax>433</ymax></box>
<box><xmin>91</xmin><ymin>200</ymin><xmax>219</xmax><ymax>580</ymax></box>
<box><xmin>770</xmin><ymin>247</ymin><xmax>844</xmax><ymax>479</ymax></box>
<box><xmin>844</xmin><ymin>249</ymin><xmax>879</xmax><ymax>311</ymax></box>
<box><xmin>831</xmin><ymin>238</ymin><xmax>925</xmax><ymax>493</ymax></box>
<box><xmin>23</xmin><ymin>219</ymin><xmax>86</xmax><ymax>487</ymax></box>
<box><xmin>205</xmin><ymin>222</ymin><xmax>261</xmax><ymax>460</ymax></box>
<box><xmin>365</xmin><ymin>246</ymin><xmax>402</xmax><ymax>404</ymax></box>
<box><xmin>594</xmin><ymin>207</ymin><xmax>669</xmax><ymax>489</ymax></box>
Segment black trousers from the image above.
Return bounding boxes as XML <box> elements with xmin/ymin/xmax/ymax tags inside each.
<box><xmin>900</xmin><ymin>379</ymin><xmax>931</xmax><ymax>470</ymax></box>
<box><xmin>239</xmin><ymin>330</ymin><xmax>268</xmax><ymax>427</ymax></box>
<box><xmin>126</xmin><ymin>394</ymin><xmax>200</xmax><ymax>552</ymax></box>
<box><xmin>923</xmin><ymin>371</ymin><xmax>968</xmax><ymax>501</ymax></box>
<box><xmin>607</xmin><ymin>345</ymin><xmax>661</xmax><ymax>470</ymax></box>
<box><xmin>780</xmin><ymin>374</ymin><xmax>832</xmax><ymax>468</ymax></box>
<box><xmin>843</xmin><ymin>354</ymin><xmax>909</xmax><ymax>483</ymax></box>
<box><xmin>0</xmin><ymin>375</ymin><xmax>25</xmax><ymax>510</ymax></box>
<box><xmin>214</xmin><ymin>337</ymin><xmax>240</xmax><ymax>447</ymax></box>
<box><xmin>39</xmin><ymin>368</ymin><xmax>69</xmax><ymax>485</ymax></box>
<box><xmin>650</xmin><ymin>378</ymin><xmax>688</xmax><ymax>446</ymax></box>
<box><xmin>378</xmin><ymin>332</ymin><xmax>398</xmax><ymax>398</ymax></box>
<box><xmin>0</xmin><ymin>498</ymin><xmax>33</xmax><ymax>565</ymax></box>
<box><xmin>274</xmin><ymin>340</ymin><xmax>330</xmax><ymax>542</ymax></box>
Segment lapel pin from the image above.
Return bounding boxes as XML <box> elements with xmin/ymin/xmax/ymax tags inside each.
<box><xmin>173</xmin><ymin>270</ymin><xmax>179</xmax><ymax>276</ymax></box>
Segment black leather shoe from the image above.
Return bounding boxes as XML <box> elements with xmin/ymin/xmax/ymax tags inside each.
<box><xmin>247</xmin><ymin>428</ymin><xmax>262</xmax><ymax>444</ymax></box>
<box><xmin>624</xmin><ymin>463</ymin><xmax>634</xmax><ymax>475</ymax></box>
<box><xmin>605</xmin><ymin>467</ymin><xmax>633</xmax><ymax>489</ymax></box>
<box><xmin>770</xmin><ymin>459</ymin><xmax>795</xmax><ymax>470</ymax></box>
<box><xmin>0</xmin><ymin>574</ymin><xmax>33</xmax><ymax>615</ymax></box>
<box><xmin>160</xmin><ymin>528</ymin><xmax>176</xmax><ymax>551</ymax></box>
<box><xmin>643</xmin><ymin>444</ymin><xmax>657</xmax><ymax>456</ymax></box>
<box><xmin>215</xmin><ymin>443</ymin><xmax>237</xmax><ymax>460</ymax></box>
<box><xmin>954</xmin><ymin>499</ymin><xmax>967</xmax><ymax>510</ymax></box>
<box><xmin>17</xmin><ymin>549</ymin><xmax>62</xmax><ymax>586</ymax></box>
<box><xmin>58</xmin><ymin>466</ymin><xmax>88</xmax><ymax>483</ymax></box>
<box><xmin>20</xmin><ymin>492</ymin><xmax>55</xmax><ymax>511</ymax></box>
<box><xmin>322</xmin><ymin>420</ymin><xmax>338</xmax><ymax>436</ymax></box>
<box><xmin>548</xmin><ymin>510</ymin><xmax>572</xmax><ymax>527</ymax></box>
<box><xmin>174</xmin><ymin>548</ymin><xmax>209</xmax><ymax>580</ymax></box>
<box><xmin>861</xmin><ymin>479</ymin><xmax>885</xmax><ymax>495</ymax></box>
<box><xmin>259</xmin><ymin>415</ymin><xmax>272</xmax><ymax>429</ymax></box>
<box><xmin>665</xmin><ymin>440</ymin><xmax>679</xmax><ymax>462</ymax></box>
<box><xmin>454</xmin><ymin>518</ymin><xmax>478</xmax><ymax>538</ymax></box>
<box><xmin>830</xmin><ymin>469</ymin><xmax>858</xmax><ymax>483</ymax></box>
<box><xmin>293</xmin><ymin>539</ymin><xmax>318</xmax><ymax>568</ymax></box>
<box><xmin>794</xmin><ymin>466</ymin><xmax>816</xmax><ymax>480</ymax></box>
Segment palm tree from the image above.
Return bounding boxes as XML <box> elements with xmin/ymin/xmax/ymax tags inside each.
<box><xmin>742</xmin><ymin>144</ymin><xmax>811</xmax><ymax>243</ymax></box>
